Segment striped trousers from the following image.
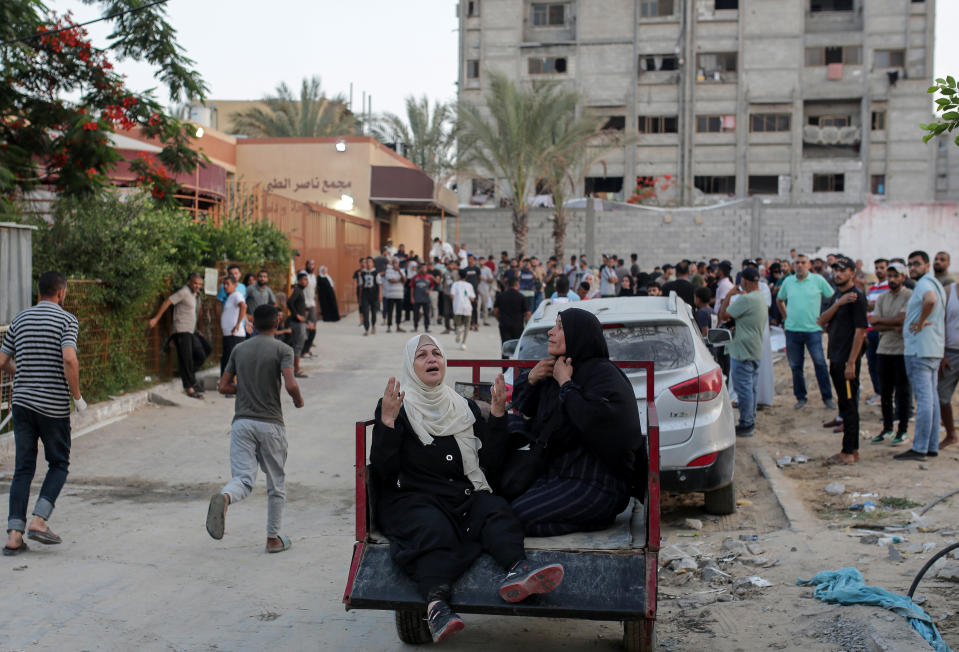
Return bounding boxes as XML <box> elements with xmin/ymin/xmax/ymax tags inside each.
<box><xmin>511</xmin><ymin>447</ymin><xmax>630</xmax><ymax>537</ymax></box>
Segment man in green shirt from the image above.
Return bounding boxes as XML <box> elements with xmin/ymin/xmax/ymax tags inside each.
<box><xmin>719</xmin><ymin>267</ymin><xmax>768</xmax><ymax>437</ymax></box>
<box><xmin>776</xmin><ymin>254</ymin><xmax>837</xmax><ymax>410</ymax></box>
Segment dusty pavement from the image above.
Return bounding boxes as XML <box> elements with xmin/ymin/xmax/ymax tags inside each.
<box><xmin>1</xmin><ymin>314</ymin><xmax>956</xmax><ymax>651</ymax></box>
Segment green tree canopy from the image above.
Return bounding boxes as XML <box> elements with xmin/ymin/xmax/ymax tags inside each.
<box><xmin>230</xmin><ymin>76</ymin><xmax>359</xmax><ymax>138</ymax></box>
<box><xmin>922</xmin><ymin>76</ymin><xmax>959</xmax><ymax>145</ymax></box>
<box><xmin>373</xmin><ymin>95</ymin><xmax>454</xmax><ymax>179</ymax></box>
<box><xmin>457</xmin><ymin>72</ymin><xmax>610</xmax><ymax>258</ymax></box>
<box><xmin>0</xmin><ymin>0</ymin><xmax>208</xmax><ymax>209</ymax></box>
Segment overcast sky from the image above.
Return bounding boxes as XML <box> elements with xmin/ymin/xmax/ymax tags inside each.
<box><xmin>51</xmin><ymin>0</ymin><xmax>958</xmax><ymax>121</ymax></box>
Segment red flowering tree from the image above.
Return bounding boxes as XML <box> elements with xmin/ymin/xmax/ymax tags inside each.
<box><xmin>0</xmin><ymin>1</ymin><xmax>208</xmax><ymax>210</ymax></box>
<box><xmin>626</xmin><ymin>174</ymin><xmax>675</xmax><ymax>204</ymax></box>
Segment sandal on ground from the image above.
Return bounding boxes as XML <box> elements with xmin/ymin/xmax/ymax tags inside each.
<box><xmin>294</xmin><ymin>371</ymin><xmax>309</xmax><ymax>378</ymax></box>
<box><xmin>206</xmin><ymin>494</ymin><xmax>226</xmax><ymax>540</ymax></box>
<box><xmin>2</xmin><ymin>541</ymin><xmax>29</xmax><ymax>556</ymax></box>
<box><xmin>185</xmin><ymin>389</ymin><xmax>204</xmax><ymax>400</ymax></box>
<box><xmin>821</xmin><ymin>454</ymin><xmax>853</xmax><ymax>467</ymax></box>
<box><xmin>266</xmin><ymin>534</ymin><xmax>292</xmax><ymax>553</ymax></box>
<box><xmin>27</xmin><ymin>528</ymin><xmax>61</xmax><ymax>545</ymax></box>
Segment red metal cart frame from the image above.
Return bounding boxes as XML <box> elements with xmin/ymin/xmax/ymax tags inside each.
<box><xmin>345</xmin><ymin>359</ymin><xmax>660</xmax><ymax>649</ymax></box>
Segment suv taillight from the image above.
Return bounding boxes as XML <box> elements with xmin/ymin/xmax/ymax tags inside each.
<box><xmin>669</xmin><ymin>367</ymin><xmax>723</xmax><ymax>402</ymax></box>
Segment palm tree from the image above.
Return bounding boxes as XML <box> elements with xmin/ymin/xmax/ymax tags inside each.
<box><xmin>230</xmin><ymin>76</ymin><xmax>359</xmax><ymax>137</ymax></box>
<box><xmin>542</xmin><ymin>125</ymin><xmax>633</xmax><ymax>261</ymax></box>
<box><xmin>373</xmin><ymin>96</ymin><xmax>454</xmax><ymax>179</ymax></box>
<box><xmin>457</xmin><ymin>73</ymin><xmax>590</xmax><ymax>258</ymax></box>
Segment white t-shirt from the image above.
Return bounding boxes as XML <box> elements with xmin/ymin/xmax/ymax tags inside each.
<box><xmin>714</xmin><ymin>278</ymin><xmax>734</xmax><ymax>314</ymax></box>
<box><xmin>451</xmin><ymin>280</ymin><xmax>476</xmax><ymax>316</ymax></box>
<box><xmin>221</xmin><ymin>291</ymin><xmax>245</xmax><ymax>336</ymax></box>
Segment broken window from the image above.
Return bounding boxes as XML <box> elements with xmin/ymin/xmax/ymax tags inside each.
<box><xmin>466</xmin><ymin>60</ymin><xmax>480</xmax><ymax>79</ymax></box>
<box><xmin>874</xmin><ymin>49</ymin><xmax>905</xmax><ymax>68</ymax></box>
<box><xmin>584</xmin><ymin>176</ymin><xmax>624</xmax><ymax>194</ymax></box>
<box><xmin>528</xmin><ymin>56</ymin><xmax>568</xmax><ymax>74</ymax></box>
<box><xmin>639</xmin><ymin>115</ymin><xmax>679</xmax><ymax>133</ymax></box>
<box><xmin>870</xmin><ymin>175</ymin><xmax>885</xmax><ymax>195</ymax></box>
<box><xmin>532</xmin><ymin>3</ymin><xmax>567</xmax><ymax>26</ymax></box>
<box><xmin>694</xmin><ymin>176</ymin><xmax>736</xmax><ymax>194</ymax></box>
<box><xmin>603</xmin><ymin>116</ymin><xmax>626</xmax><ymax>131</ymax></box>
<box><xmin>715</xmin><ymin>0</ymin><xmax>738</xmax><ymax>9</ymax></box>
<box><xmin>696</xmin><ymin>115</ymin><xmax>735</xmax><ymax>133</ymax></box>
<box><xmin>750</xmin><ymin>113</ymin><xmax>791</xmax><ymax>132</ymax></box>
<box><xmin>697</xmin><ymin>52</ymin><xmax>737</xmax><ymax>81</ymax></box>
<box><xmin>808</xmin><ymin>114</ymin><xmax>850</xmax><ymax>127</ymax></box>
<box><xmin>805</xmin><ymin>46</ymin><xmax>861</xmax><ymax>66</ymax></box>
<box><xmin>870</xmin><ymin>110</ymin><xmax>886</xmax><ymax>130</ymax></box>
<box><xmin>812</xmin><ymin>173</ymin><xmax>844</xmax><ymax>192</ymax></box>
<box><xmin>471</xmin><ymin>178</ymin><xmax>495</xmax><ymax>200</ymax></box>
<box><xmin>810</xmin><ymin>0</ymin><xmax>853</xmax><ymax>11</ymax></box>
<box><xmin>467</xmin><ymin>0</ymin><xmax>480</xmax><ymax>17</ymax></box>
<box><xmin>640</xmin><ymin>0</ymin><xmax>674</xmax><ymax>17</ymax></box>
<box><xmin>748</xmin><ymin>176</ymin><xmax>780</xmax><ymax>195</ymax></box>
<box><xmin>640</xmin><ymin>54</ymin><xmax>679</xmax><ymax>72</ymax></box>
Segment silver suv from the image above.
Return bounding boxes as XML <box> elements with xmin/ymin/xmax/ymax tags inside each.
<box><xmin>504</xmin><ymin>295</ymin><xmax>737</xmax><ymax>514</ymax></box>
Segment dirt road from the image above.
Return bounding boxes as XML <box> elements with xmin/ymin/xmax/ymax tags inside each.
<box><xmin>0</xmin><ymin>316</ymin><xmax>955</xmax><ymax>651</ymax></box>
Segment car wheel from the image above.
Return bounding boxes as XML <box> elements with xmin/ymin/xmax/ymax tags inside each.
<box><xmin>704</xmin><ymin>482</ymin><xmax>736</xmax><ymax>515</ymax></box>
<box><xmin>394</xmin><ymin>609</ymin><xmax>431</xmax><ymax>644</ymax></box>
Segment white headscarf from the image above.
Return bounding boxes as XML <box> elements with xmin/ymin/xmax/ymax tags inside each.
<box><xmin>318</xmin><ymin>265</ymin><xmax>334</xmax><ymax>287</ymax></box>
<box><xmin>400</xmin><ymin>334</ymin><xmax>491</xmax><ymax>492</ymax></box>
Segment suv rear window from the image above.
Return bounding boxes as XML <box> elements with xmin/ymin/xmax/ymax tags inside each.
<box><xmin>516</xmin><ymin>323</ymin><xmax>695</xmax><ymax>370</ymax></box>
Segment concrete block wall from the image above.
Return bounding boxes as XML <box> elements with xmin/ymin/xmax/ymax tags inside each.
<box><xmin>451</xmin><ymin>200</ymin><xmax>868</xmax><ymax>267</ymax></box>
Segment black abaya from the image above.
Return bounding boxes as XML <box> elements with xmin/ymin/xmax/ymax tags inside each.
<box><xmin>510</xmin><ymin>308</ymin><xmax>647</xmax><ymax>535</ymax></box>
<box><xmin>371</xmin><ymin>400</ymin><xmax>524</xmax><ymax>599</ymax></box>
<box><xmin>316</xmin><ymin>275</ymin><xmax>340</xmax><ymax>322</ymax></box>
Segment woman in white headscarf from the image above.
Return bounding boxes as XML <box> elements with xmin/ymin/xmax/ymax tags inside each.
<box><xmin>371</xmin><ymin>334</ymin><xmax>564</xmax><ymax>643</ymax></box>
<box><xmin>316</xmin><ymin>265</ymin><xmax>340</xmax><ymax>322</ymax></box>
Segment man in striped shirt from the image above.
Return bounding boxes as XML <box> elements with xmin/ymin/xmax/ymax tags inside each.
<box><xmin>0</xmin><ymin>271</ymin><xmax>84</xmax><ymax>555</ymax></box>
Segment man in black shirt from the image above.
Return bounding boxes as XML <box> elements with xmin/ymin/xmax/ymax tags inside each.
<box><xmin>287</xmin><ymin>272</ymin><xmax>309</xmax><ymax>377</ymax></box>
<box><xmin>358</xmin><ymin>257</ymin><xmax>382</xmax><ymax>336</ymax></box>
<box><xmin>352</xmin><ymin>257</ymin><xmax>365</xmax><ymax>326</ymax></box>
<box><xmin>494</xmin><ymin>278</ymin><xmax>530</xmax><ymax>345</ymax></box>
<box><xmin>662</xmin><ymin>260</ymin><xmax>696</xmax><ymax>306</ymax></box>
<box><xmin>463</xmin><ymin>254</ymin><xmax>482</xmax><ymax>330</ymax></box>
<box><xmin>817</xmin><ymin>256</ymin><xmax>868</xmax><ymax>465</ymax></box>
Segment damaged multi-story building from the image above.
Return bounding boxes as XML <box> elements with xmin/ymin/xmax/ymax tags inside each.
<box><xmin>455</xmin><ymin>0</ymin><xmax>957</xmax><ymax>215</ymax></box>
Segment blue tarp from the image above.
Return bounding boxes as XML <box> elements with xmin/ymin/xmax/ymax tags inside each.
<box><xmin>796</xmin><ymin>567</ymin><xmax>951</xmax><ymax>652</ymax></box>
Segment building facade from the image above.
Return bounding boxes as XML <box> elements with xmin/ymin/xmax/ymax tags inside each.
<box><xmin>457</xmin><ymin>0</ymin><xmax>951</xmax><ymax>207</ymax></box>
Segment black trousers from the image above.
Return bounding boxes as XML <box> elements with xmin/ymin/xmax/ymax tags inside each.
<box><xmin>385</xmin><ymin>298</ymin><xmax>404</xmax><ymax>327</ymax></box>
<box><xmin>438</xmin><ymin>294</ymin><xmax>453</xmax><ymax>329</ymax></box>
<box><xmin>829</xmin><ymin>358</ymin><xmax>861</xmax><ymax>454</ymax></box>
<box><xmin>221</xmin><ymin>335</ymin><xmax>244</xmax><ymax>377</ymax></box>
<box><xmin>412</xmin><ymin>302</ymin><xmax>430</xmax><ymax>331</ymax></box>
<box><xmin>171</xmin><ymin>332</ymin><xmax>197</xmax><ymax>389</ymax></box>
<box><xmin>378</xmin><ymin>491</ymin><xmax>525</xmax><ymax>600</ymax></box>
<box><xmin>360</xmin><ymin>293</ymin><xmax>379</xmax><ymax>331</ymax></box>
<box><xmin>302</xmin><ymin>307</ymin><xmax>317</xmax><ymax>355</ymax></box>
<box><xmin>878</xmin><ymin>353</ymin><xmax>911</xmax><ymax>434</ymax></box>
<box><xmin>499</xmin><ymin>324</ymin><xmax>523</xmax><ymax>345</ymax></box>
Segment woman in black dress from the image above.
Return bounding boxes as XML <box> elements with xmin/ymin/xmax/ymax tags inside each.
<box><xmin>316</xmin><ymin>265</ymin><xmax>340</xmax><ymax>322</ymax></box>
<box><xmin>372</xmin><ymin>334</ymin><xmax>564</xmax><ymax>643</ymax></box>
<box><xmin>510</xmin><ymin>308</ymin><xmax>646</xmax><ymax>536</ymax></box>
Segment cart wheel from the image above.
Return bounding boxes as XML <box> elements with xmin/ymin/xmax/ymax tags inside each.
<box><xmin>623</xmin><ymin>619</ymin><xmax>656</xmax><ymax>652</ymax></box>
<box><xmin>704</xmin><ymin>481</ymin><xmax>736</xmax><ymax>515</ymax></box>
<box><xmin>395</xmin><ymin>609</ymin><xmax>432</xmax><ymax>645</ymax></box>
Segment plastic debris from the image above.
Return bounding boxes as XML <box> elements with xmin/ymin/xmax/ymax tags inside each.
<box><xmin>736</xmin><ymin>499</ymin><xmax>753</xmax><ymax>506</ymax></box>
<box><xmin>776</xmin><ymin>456</ymin><xmax>792</xmax><ymax>467</ymax></box>
<box><xmin>794</xmin><ymin>455</ymin><xmax>808</xmax><ymax>464</ymax></box>
<box><xmin>825</xmin><ymin>482</ymin><xmax>845</xmax><ymax>496</ymax></box>
<box><xmin>739</xmin><ymin>534</ymin><xmax>759</xmax><ymax>542</ymax></box>
<box><xmin>684</xmin><ymin>518</ymin><xmax>703</xmax><ymax>531</ymax></box>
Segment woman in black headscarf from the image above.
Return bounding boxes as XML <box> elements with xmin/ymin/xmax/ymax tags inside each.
<box><xmin>316</xmin><ymin>265</ymin><xmax>340</xmax><ymax>322</ymax></box>
<box><xmin>509</xmin><ymin>308</ymin><xmax>646</xmax><ymax>536</ymax></box>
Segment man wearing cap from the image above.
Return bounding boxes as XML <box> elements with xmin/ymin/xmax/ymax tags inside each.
<box><xmin>895</xmin><ymin>250</ymin><xmax>946</xmax><ymax>461</ymax></box>
<box><xmin>816</xmin><ymin>257</ymin><xmax>868</xmax><ymax>465</ymax></box>
<box><xmin>777</xmin><ymin>253</ymin><xmax>837</xmax><ymax>410</ymax></box>
<box><xmin>869</xmin><ymin>262</ymin><xmax>912</xmax><ymax>445</ymax></box>
<box><xmin>718</xmin><ymin>267</ymin><xmax>767</xmax><ymax>437</ymax></box>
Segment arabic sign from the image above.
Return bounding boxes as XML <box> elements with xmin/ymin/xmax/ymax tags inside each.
<box><xmin>265</xmin><ymin>177</ymin><xmax>353</xmax><ymax>193</ymax></box>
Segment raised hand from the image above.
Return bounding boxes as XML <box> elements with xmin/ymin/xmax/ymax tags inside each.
<box><xmin>528</xmin><ymin>357</ymin><xmax>555</xmax><ymax>385</ymax></box>
<box><xmin>553</xmin><ymin>356</ymin><xmax>574</xmax><ymax>385</ymax></box>
<box><xmin>381</xmin><ymin>377</ymin><xmax>405</xmax><ymax>428</ymax></box>
<box><xmin>490</xmin><ymin>373</ymin><xmax>507</xmax><ymax>417</ymax></box>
